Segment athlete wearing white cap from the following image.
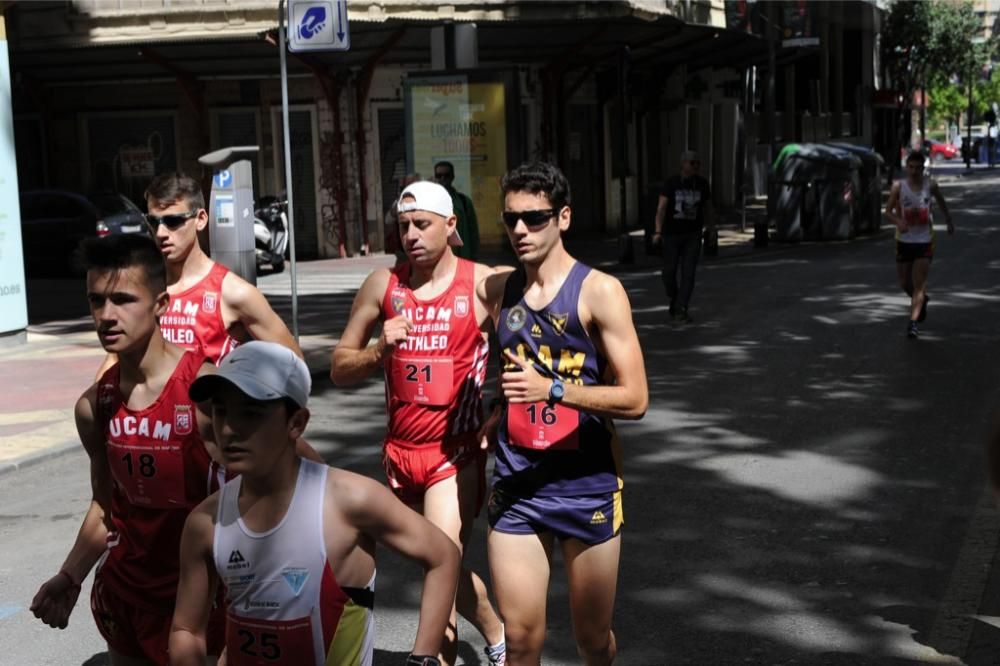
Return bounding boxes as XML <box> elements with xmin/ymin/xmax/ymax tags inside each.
<box><xmin>331</xmin><ymin>180</ymin><xmax>509</xmax><ymax>666</ymax></box>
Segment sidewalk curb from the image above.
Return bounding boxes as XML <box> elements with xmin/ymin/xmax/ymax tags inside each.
<box><xmin>0</xmin><ymin>438</ymin><xmax>80</xmax><ymax>478</ymax></box>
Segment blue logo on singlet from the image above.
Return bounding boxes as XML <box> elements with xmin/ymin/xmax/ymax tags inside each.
<box><xmin>282</xmin><ymin>568</ymin><xmax>310</xmax><ymax>596</ymax></box>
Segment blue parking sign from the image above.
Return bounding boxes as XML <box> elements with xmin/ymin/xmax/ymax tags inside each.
<box><xmin>288</xmin><ymin>0</ymin><xmax>349</xmax><ymax>53</ymax></box>
<box><xmin>213</xmin><ymin>170</ymin><xmax>233</xmax><ymax>189</ymax></box>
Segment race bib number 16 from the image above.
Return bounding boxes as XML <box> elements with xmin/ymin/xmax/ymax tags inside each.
<box><xmin>507</xmin><ymin>402</ymin><xmax>580</xmax><ymax>451</ymax></box>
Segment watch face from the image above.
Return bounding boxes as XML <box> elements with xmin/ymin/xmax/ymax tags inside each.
<box><xmin>551</xmin><ymin>380</ymin><xmax>565</xmax><ymax>399</ymax></box>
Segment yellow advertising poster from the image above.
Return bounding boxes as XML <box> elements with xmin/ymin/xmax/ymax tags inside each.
<box><xmin>407</xmin><ymin>77</ymin><xmax>508</xmax><ymax>247</ymax></box>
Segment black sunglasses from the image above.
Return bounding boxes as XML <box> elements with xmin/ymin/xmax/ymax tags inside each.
<box><xmin>501</xmin><ymin>209</ymin><xmax>557</xmax><ymax>229</ymax></box>
<box><xmin>145</xmin><ymin>210</ymin><xmax>198</xmax><ymax>230</ymax></box>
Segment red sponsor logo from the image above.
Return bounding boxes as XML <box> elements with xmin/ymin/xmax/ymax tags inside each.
<box><xmin>455</xmin><ymin>295</ymin><xmax>469</xmax><ymax>318</ymax></box>
<box><xmin>203</xmin><ymin>292</ymin><xmax>218</xmax><ymax>313</ymax></box>
<box><xmin>174</xmin><ymin>404</ymin><xmax>193</xmax><ymax>436</ymax></box>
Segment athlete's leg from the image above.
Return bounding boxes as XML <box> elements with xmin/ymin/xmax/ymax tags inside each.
<box><xmin>561</xmin><ymin>534</ymin><xmax>622</xmax><ymax>666</ymax></box>
<box><xmin>896</xmin><ymin>259</ymin><xmax>914</xmax><ymax>297</ymax></box>
<box><xmin>909</xmin><ymin>258</ymin><xmax>931</xmax><ymax>322</ymax></box>
<box><xmin>488</xmin><ymin>529</ymin><xmax>554</xmax><ymax>665</ymax></box>
<box><xmin>424</xmin><ymin>462</ymin><xmax>503</xmax><ymax>665</ymax></box>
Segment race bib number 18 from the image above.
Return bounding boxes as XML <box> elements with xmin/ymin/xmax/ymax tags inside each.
<box><xmin>392</xmin><ymin>356</ymin><xmax>453</xmax><ymax>405</ymax></box>
<box><xmin>507</xmin><ymin>401</ymin><xmax>580</xmax><ymax>451</ymax></box>
<box><xmin>106</xmin><ymin>441</ymin><xmax>186</xmax><ymax>509</ymax></box>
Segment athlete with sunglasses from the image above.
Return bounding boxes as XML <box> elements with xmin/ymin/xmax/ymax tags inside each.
<box><xmin>97</xmin><ymin>173</ymin><xmax>299</xmax><ymax>375</ymax></box>
<box><xmin>332</xmin><ymin>180</ymin><xmax>508</xmax><ymax>666</ymax></box>
<box><xmin>476</xmin><ymin>161</ymin><xmax>648</xmax><ymax>665</ymax></box>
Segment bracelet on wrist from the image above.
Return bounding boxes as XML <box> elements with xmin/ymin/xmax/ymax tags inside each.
<box><xmin>58</xmin><ymin>570</ymin><xmax>80</xmax><ymax>589</ymax></box>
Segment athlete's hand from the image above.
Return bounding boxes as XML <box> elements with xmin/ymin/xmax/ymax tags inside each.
<box><xmin>376</xmin><ymin>315</ymin><xmax>412</xmax><ymax>359</ymax></box>
<box><xmin>500</xmin><ymin>350</ymin><xmax>551</xmax><ymax>404</ymax></box>
<box><xmin>30</xmin><ymin>572</ymin><xmax>82</xmax><ymax>629</ymax></box>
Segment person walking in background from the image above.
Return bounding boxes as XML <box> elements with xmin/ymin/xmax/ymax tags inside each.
<box><xmin>885</xmin><ymin>150</ymin><xmax>954</xmax><ymax>339</ymax></box>
<box><xmin>652</xmin><ymin>150</ymin><xmax>715</xmax><ymax>324</ymax></box>
<box><xmin>434</xmin><ymin>161</ymin><xmax>480</xmax><ymax>261</ymax></box>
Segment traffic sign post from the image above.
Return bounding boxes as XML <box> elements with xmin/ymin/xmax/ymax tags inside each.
<box><xmin>278</xmin><ymin>0</ymin><xmax>350</xmax><ymax>341</ymax></box>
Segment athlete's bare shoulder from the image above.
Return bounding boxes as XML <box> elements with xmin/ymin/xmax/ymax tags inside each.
<box><xmin>579</xmin><ymin>267</ymin><xmax>630</xmax><ymax>326</ymax></box>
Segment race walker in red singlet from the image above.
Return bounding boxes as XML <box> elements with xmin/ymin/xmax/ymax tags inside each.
<box><xmin>380</xmin><ymin>258</ymin><xmax>488</xmax><ymax>503</ymax></box>
<box><xmin>92</xmin><ymin>351</ymin><xmax>227</xmax><ymax>662</ymax></box>
<box><xmin>159</xmin><ymin>262</ymin><xmax>239</xmax><ymax>363</ymax></box>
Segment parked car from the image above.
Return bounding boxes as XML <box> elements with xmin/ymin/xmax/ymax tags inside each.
<box><xmin>19</xmin><ymin>190</ymin><xmax>149</xmax><ymax>276</ymax></box>
<box><xmin>923</xmin><ymin>139</ymin><xmax>959</xmax><ymax>161</ymax></box>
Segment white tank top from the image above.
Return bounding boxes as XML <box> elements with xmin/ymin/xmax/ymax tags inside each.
<box><xmin>214</xmin><ymin>460</ymin><xmax>375</xmax><ymax>666</ymax></box>
<box><xmin>897</xmin><ymin>178</ymin><xmax>935</xmax><ymax>244</ymax></box>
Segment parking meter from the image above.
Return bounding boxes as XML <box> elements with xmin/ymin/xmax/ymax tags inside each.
<box><xmin>198</xmin><ymin>146</ymin><xmax>259</xmax><ymax>285</ymax></box>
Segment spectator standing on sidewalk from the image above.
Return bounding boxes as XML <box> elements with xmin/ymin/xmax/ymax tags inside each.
<box><xmin>434</xmin><ymin>161</ymin><xmax>480</xmax><ymax>261</ymax></box>
<box><xmin>884</xmin><ymin>150</ymin><xmax>954</xmax><ymax>339</ymax></box>
<box><xmin>96</xmin><ymin>172</ymin><xmax>300</xmax><ymax>377</ymax></box>
<box><xmin>652</xmin><ymin>150</ymin><xmax>715</xmax><ymax>324</ymax></box>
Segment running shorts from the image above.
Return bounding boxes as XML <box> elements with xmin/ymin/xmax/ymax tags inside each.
<box><xmin>487</xmin><ymin>487</ymin><xmax>623</xmax><ymax>545</ymax></box>
<box><xmin>383</xmin><ymin>435</ymin><xmax>486</xmax><ymax>507</ymax></box>
<box><xmin>896</xmin><ymin>241</ymin><xmax>934</xmax><ymax>263</ymax></box>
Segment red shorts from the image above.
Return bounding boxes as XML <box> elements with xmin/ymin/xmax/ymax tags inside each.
<box><xmin>383</xmin><ymin>435</ymin><xmax>486</xmax><ymax>507</ymax></box>
<box><xmin>91</xmin><ymin>569</ymin><xmax>225</xmax><ymax>664</ymax></box>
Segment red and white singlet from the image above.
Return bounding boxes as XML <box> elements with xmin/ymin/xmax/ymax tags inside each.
<box><xmin>96</xmin><ymin>351</ymin><xmax>224</xmax><ymax>610</ymax></box>
<box><xmin>380</xmin><ymin>259</ymin><xmax>488</xmax><ymax>445</ymax></box>
<box><xmin>160</xmin><ymin>263</ymin><xmax>239</xmax><ymax>363</ymax></box>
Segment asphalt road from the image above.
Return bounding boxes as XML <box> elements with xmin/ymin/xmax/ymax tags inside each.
<box><xmin>3</xmin><ymin>168</ymin><xmax>1000</xmax><ymax>664</ymax></box>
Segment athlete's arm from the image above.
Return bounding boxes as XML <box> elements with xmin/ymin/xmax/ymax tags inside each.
<box><xmin>30</xmin><ymin>387</ymin><xmax>114</xmax><ymax>629</ymax></box>
<box><xmin>330</xmin><ymin>269</ymin><xmax>410</xmax><ymax>386</ymax></box>
<box><xmin>221</xmin><ymin>272</ymin><xmax>303</xmax><ymax>358</ymax></box>
<box><xmin>334</xmin><ymin>469</ymin><xmax>460</xmax><ymax>657</ymax></box>
<box><xmin>169</xmin><ymin>497</ymin><xmax>220</xmax><ymax>665</ymax></box>
<box><xmin>475</xmin><ymin>268</ymin><xmax>514</xmax><ymax>450</ymax></box>
<box><xmin>473</xmin><ymin>263</ymin><xmax>514</xmax><ymax>331</ymax></box>
<box><xmin>885</xmin><ymin>182</ymin><xmax>905</xmax><ymax>229</ymax></box>
<box><xmin>930</xmin><ymin>180</ymin><xmax>955</xmax><ymax>235</ymax></box>
<box><xmin>499</xmin><ymin>272</ymin><xmax>648</xmax><ymax>420</ymax></box>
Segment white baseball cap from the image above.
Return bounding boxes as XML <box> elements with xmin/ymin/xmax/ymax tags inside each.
<box><xmin>397</xmin><ymin>180</ymin><xmax>464</xmax><ymax>247</ymax></box>
<box><xmin>189</xmin><ymin>341</ymin><xmax>311</xmax><ymax>408</ymax></box>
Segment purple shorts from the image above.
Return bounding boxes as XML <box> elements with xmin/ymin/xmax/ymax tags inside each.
<box><xmin>487</xmin><ymin>487</ymin><xmax>623</xmax><ymax>545</ymax></box>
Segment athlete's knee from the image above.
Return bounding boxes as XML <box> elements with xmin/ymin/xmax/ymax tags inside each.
<box><xmin>505</xmin><ymin>620</ymin><xmax>545</xmax><ymax>658</ymax></box>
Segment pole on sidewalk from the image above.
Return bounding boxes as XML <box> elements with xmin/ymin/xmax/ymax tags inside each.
<box><xmin>618</xmin><ymin>46</ymin><xmax>634</xmax><ymax>264</ymax></box>
<box><xmin>278</xmin><ymin>0</ymin><xmax>300</xmax><ymax>342</ymax></box>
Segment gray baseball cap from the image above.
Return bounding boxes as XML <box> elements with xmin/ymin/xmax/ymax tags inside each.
<box><xmin>189</xmin><ymin>341</ymin><xmax>310</xmax><ymax>407</ymax></box>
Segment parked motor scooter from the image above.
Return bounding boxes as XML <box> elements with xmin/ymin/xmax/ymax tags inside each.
<box><xmin>254</xmin><ymin>195</ymin><xmax>288</xmax><ymax>274</ymax></box>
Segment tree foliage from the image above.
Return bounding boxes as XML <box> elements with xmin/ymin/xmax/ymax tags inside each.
<box><xmin>883</xmin><ymin>0</ymin><xmax>991</xmax><ymax>93</ymax></box>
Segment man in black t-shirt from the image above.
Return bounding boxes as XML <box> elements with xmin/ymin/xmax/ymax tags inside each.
<box><xmin>652</xmin><ymin>150</ymin><xmax>715</xmax><ymax>323</ymax></box>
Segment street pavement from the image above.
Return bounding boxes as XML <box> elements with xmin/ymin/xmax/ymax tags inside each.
<box><xmin>3</xmin><ymin>160</ymin><xmax>1000</xmax><ymax>664</ymax></box>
